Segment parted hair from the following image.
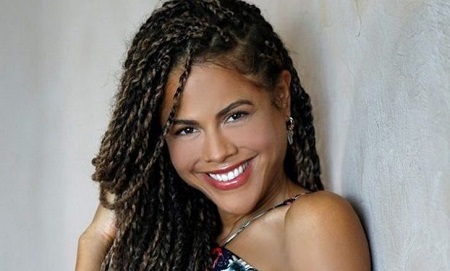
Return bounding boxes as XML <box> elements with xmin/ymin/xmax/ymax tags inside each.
<box><xmin>92</xmin><ymin>0</ymin><xmax>323</xmax><ymax>270</ymax></box>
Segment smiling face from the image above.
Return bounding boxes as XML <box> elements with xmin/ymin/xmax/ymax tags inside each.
<box><xmin>161</xmin><ymin>64</ymin><xmax>292</xmax><ymax>221</ymax></box>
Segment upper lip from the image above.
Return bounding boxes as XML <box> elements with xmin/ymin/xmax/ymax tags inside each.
<box><xmin>205</xmin><ymin>159</ymin><xmax>250</xmax><ymax>174</ymax></box>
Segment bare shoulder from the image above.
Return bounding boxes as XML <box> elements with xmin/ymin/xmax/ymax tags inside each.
<box><xmin>285</xmin><ymin>191</ymin><xmax>360</xmax><ymax>243</ymax></box>
<box><xmin>286</xmin><ymin>190</ymin><xmax>356</xmax><ymax>225</ymax></box>
<box><xmin>284</xmin><ymin>191</ymin><xmax>371</xmax><ymax>271</ymax></box>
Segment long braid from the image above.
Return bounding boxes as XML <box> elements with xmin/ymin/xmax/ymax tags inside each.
<box><xmin>92</xmin><ymin>0</ymin><xmax>322</xmax><ymax>270</ymax></box>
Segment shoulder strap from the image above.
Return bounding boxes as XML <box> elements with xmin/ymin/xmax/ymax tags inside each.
<box><xmin>221</xmin><ymin>191</ymin><xmax>311</xmax><ymax>246</ymax></box>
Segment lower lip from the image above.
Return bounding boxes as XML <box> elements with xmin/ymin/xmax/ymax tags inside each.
<box><xmin>204</xmin><ymin>162</ymin><xmax>252</xmax><ymax>191</ymax></box>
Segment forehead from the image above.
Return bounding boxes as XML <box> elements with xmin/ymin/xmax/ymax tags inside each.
<box><xmin>160</xmin><ymin>64</ymin><xmax>268</xmax><ymax>123</ymax></box>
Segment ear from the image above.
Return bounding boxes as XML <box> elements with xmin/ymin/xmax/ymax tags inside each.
<box><xmin>274</xmin><ymin>70</ymin><xmax>291</xmax><ymax>116</ymax></box>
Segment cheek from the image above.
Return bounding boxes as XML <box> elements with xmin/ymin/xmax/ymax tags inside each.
<box><xmin>230</xmin><ymin>113</ymin><xmax>286</xmax><ymax>154</ymax></box>
<box><xmin>166</xmin><ymin>140</ymin><xmax>199</xmax><ymax>180</ymax></box>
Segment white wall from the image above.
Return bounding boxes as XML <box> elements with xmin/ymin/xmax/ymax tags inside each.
<box><xmin>1</xmin><ymin>0</ymin><xmax>448</xmax><ymax>270</ymax></box>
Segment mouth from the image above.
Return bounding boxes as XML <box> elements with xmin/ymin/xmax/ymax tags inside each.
<box><xmin>204</xmin><ymin>160</ymin><xmax>252</xmax><ymax>190</ymax></box>
<box><xmin>207</xmin><ymin>161</ymin><xmax>250</xmax><ymax>182</ymax></box>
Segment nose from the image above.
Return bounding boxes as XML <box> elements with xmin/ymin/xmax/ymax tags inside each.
<box><xmin>202</xmin><ymin>130</ymin><xmax>237</xmax><ymax>163</ymax></box>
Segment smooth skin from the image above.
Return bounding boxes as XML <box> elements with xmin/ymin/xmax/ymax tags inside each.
<box><xmin>221</xmin><ymin>190</ymin><xmax>371</xmax><ymax>270</ymax></box>
<box><xmin>76</xmin><ymin>65</ymin><xmax>371</xmax><ymax>270</ymax></box>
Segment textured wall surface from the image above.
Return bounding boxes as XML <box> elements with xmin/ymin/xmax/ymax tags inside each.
<box><xmin>258</xmin><ymin>1</ymin><xmax>450</xmax><ymax>270</ymax></box>
<box><xmin>1</xmin><ymin>0</ymin><xmax>449</xmax><ymax>270</ymax></box>
<box><xmin>275</xmin><ymin>1</ymin><xmax>449</xmax><ymax>270</ymax></box>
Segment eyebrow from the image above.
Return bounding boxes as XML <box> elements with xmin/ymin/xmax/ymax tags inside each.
<box><xmin>172</xmin><ymin>99</ymin><xmax>254</xmax><ymax>126</ymax></box>
<box><xmin>217</xmin><ymin>99</ymin><xmax>253</xmax><ymax>119</ymax></box>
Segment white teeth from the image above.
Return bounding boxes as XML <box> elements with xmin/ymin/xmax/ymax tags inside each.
<box><xmin>222</xmin><ymin>174</ymin><xmax>229</xmax><ymax>182</ymax></box>
<box><xmin>227</xmin><ymin>171</ymin><xmax>234</xmax><ymax>180</ymax></box>
<box><xmin>208</xmin><ymin>162</ymin><xmax>249</xmax><ymax>182</ymax></box>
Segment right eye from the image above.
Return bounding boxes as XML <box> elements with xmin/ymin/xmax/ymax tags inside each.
<box><xmin>174</xmin><ymin>127</ymin><xmax>197</xmax><ymax>136</ymax></box>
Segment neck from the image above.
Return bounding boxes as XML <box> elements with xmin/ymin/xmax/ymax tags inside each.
<box><xmin>217</xmin><ymin>176</ymin><xmax>304</xmax><ymax>243</ymax></box>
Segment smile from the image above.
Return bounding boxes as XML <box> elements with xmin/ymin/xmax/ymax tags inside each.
<box><xmin>207</xmin><ymin>161</ymin><xmax>250</xmax><ymax>182</ymax></box>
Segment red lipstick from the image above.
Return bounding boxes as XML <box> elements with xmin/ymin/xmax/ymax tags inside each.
<box><xmin>204</xmin><ymin>161</ymin><xmax>252</xmax><ymax>191</ymax></box>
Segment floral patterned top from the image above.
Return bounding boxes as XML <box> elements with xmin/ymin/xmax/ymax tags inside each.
<box><xmin>211</xmin><ymin>245</ymin><xmax>258</xmax><ymax>271</ymax></box>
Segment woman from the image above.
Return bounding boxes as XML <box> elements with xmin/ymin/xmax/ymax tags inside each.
<box><xmin>76</xmin><ymin>0</ymin><xmax>371</xmax><ymax>270</ymax></box>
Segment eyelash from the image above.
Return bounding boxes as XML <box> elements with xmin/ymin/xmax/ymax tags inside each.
<box><xmin>173</xmin><ymin>110</ymin><xmax>249</xmax><ymax>136</ymax></box>
<box><xmin>174</xmin><ymin>126</ymin><xmax>197</xmax><ymax>136</ymax></box>
<box><xmin>225</xmin><ymin>110</ymin><xmax>248</xmax><ymax>123</ymax></box>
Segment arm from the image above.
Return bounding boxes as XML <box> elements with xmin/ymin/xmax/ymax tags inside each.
<box><xmin>284</xmin><ymin>191</ymin><xmax>371</xmax><ymax>271</ymax></box>
<box><xmin>75</xmin><ymin>204</ymin><xmax>116</xmax><ymax>271</ymax></box>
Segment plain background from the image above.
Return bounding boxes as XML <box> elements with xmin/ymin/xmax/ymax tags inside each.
<box><xmin>1</xmin><ymin>0</ymin><xmax>449</xmax><ymax>270</ymax></box>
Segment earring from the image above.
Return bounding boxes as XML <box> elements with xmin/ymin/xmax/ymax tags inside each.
<box><xmin>286</xmin><ymin>117</ymin><xmax>295</xmax><ymax>145</ymax></box>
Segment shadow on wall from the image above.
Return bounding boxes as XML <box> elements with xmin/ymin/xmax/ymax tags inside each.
<box><xmin>267</xmin><ymin>1</ymin><xmax>333</xmax><ymax>189</ymax></box>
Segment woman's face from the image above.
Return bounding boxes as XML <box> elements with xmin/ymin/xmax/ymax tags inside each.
<box><xmin>161</xmin><ymin>64</ymin><xmax>292</xmax><ymax>218</ymax></box>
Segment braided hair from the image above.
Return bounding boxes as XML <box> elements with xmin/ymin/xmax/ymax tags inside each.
<box><xmin>91</xmin><ymin>0</ymin><xmax>323</xmax><ymax>270</ymax></box>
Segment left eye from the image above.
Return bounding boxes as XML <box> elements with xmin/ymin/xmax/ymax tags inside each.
<box><xmin>226</xmin><ymin>111</ymin><xmax>247</xmax><ymax>123</ymax></box>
